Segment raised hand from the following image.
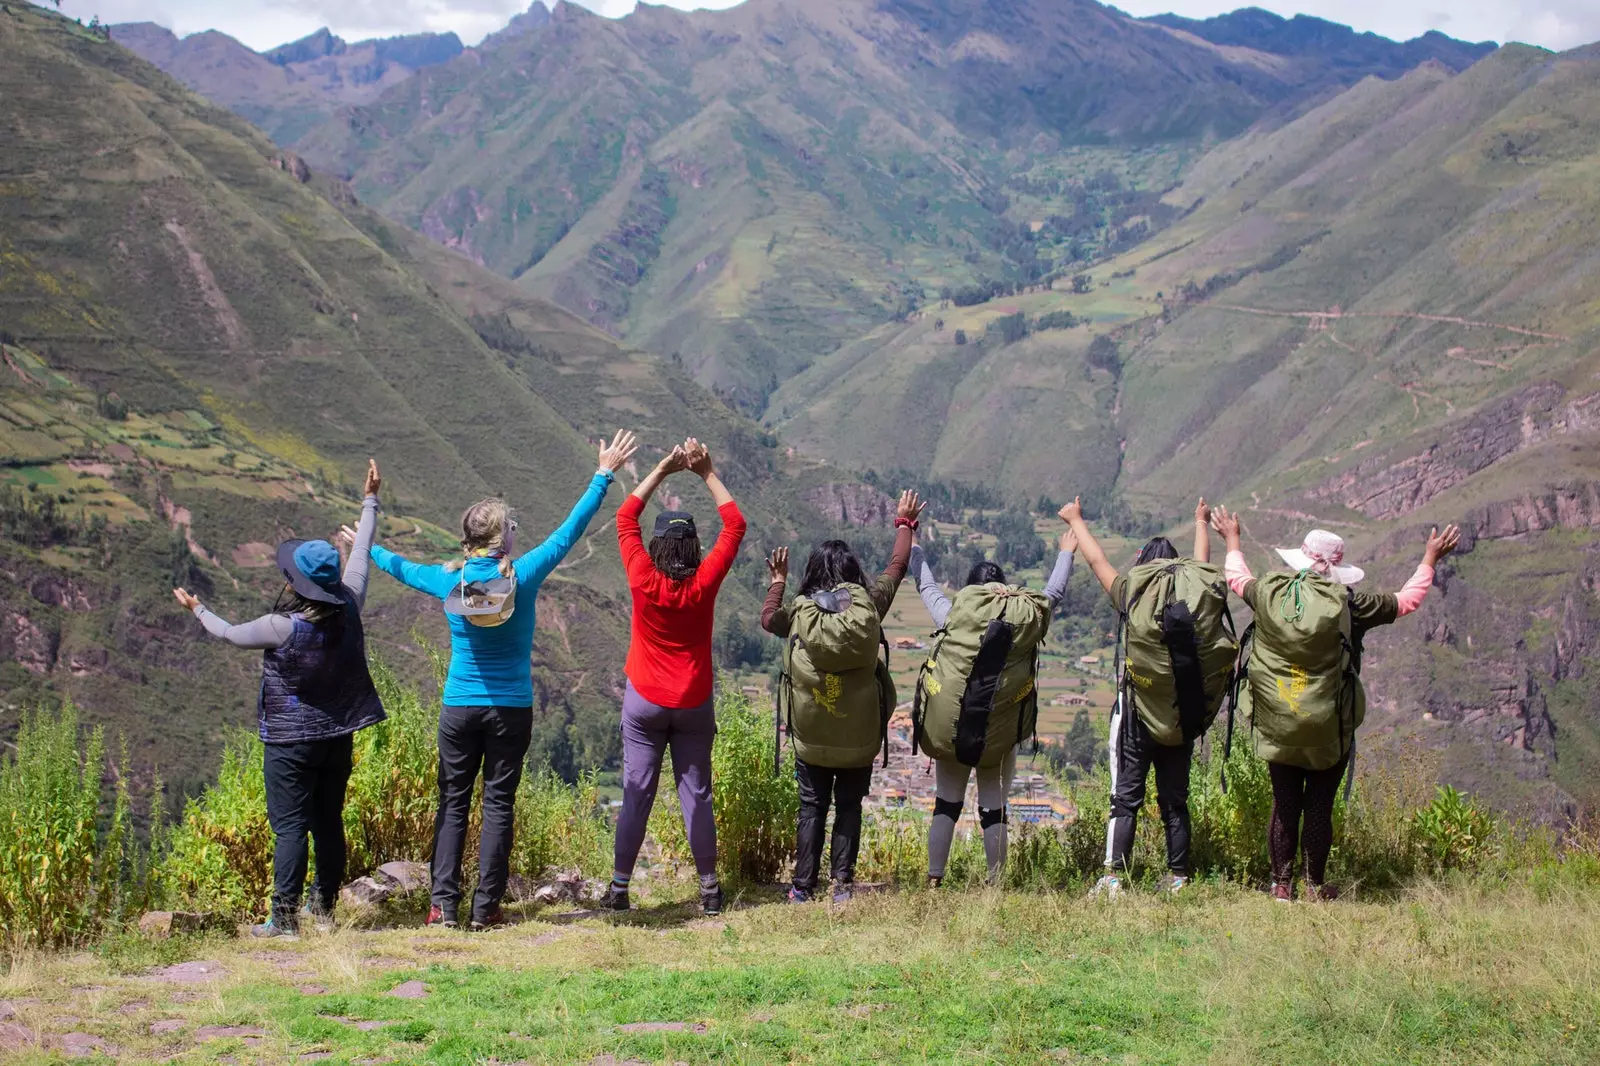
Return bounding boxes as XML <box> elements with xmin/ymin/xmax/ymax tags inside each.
<box><xmin>1424</xmin><ymin>524</ymin><xmax>1461</xmax><ymax>566</ymax></box>
<box><xmin>598</xmin><ymin>429</ymin><xmax>639</xmax><ymax>473</ymax></box>
<box><xmin>1210</xmin><ymin>505</ymin><xmax>1242</xmax><ymax>543</ymax></box>
<box><xmin>657</xmin><ymin>445</ymin><xmax>690</xmax><ymax>474</ymax></box>
<box><xmin>337</xmin><ymin>524</ymin><xmax>358</xmax><ymax>550</ymax></box>
<box><xmin>767</xmin><ymin>546</ymin><xmax>789</xmax><ymax>584</ymax></box>
<box><xmin>897</xmin><ymin>490</ymin><xmax>925</xmax><ymax>523</ymax></box>
<box><xmin>1194</xmin><ymin>496</ymin><xmax>1211</xmax><ymax>526</ymax></box>
<box><xmin>684</xmin><ymin>437</ymin><xmax>714</xmax><ymax>477</ymax></box>
<box><xmin>172</xmin><ymin>587</ymin><xmax>201</xmax><ymax>611</ymax></box>
<box><xmin>1058</xmin><ymin>527</ymin><xmax>1079</xmax><ymax>554</ymax></box>
<box><xmin>363</xmin><ymin>458</ymin><xmax>381</xmax><ymax>498</ymax></box>
<box><xmin>1058</xmin><ymin>497</ymin><xmax>1083</xmax><ymax>525</ymax></box>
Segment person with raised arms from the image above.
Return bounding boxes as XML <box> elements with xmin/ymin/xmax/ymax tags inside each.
<box><xmin>367</xmin><ymin>431</ymin><xmax>637</xmax><ymax>931</ymax></box>
<box><xmin>1062</xmin><ymin>497</ymin><xmax>1237</xmax><ymax>899</ymax></box>
<box><xmin>173</xmin><ymin>459</ymin><xmax>387</xmax><ymax>939</ymax></box>
<box><xmin>606</xmin><ymin>438</ymin><xmax>747</xmax><ymax>917</ymax></box>
<box><xmin>762</xmin><ymin>490</ymin><xmax>924</xmax><ymax>904</ymax></box>
<box><xmin>1212</xmin><ymin>505</ymin><xmax>1459</xmax><ymax>902</ymax></box>
<box><xmin>908</xmin><ymin>515</ymin><xmax>1076</xmax><ymax>886</ymax></box>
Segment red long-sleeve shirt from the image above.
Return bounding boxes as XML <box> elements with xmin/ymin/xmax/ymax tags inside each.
<box><xmin>616</xmin><ymin>494</ymin><xmax>747</xmax><ymax>707</ymax></box>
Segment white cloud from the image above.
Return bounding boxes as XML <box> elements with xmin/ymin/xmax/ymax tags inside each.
<box><xmin>58</xmin><ymin>0</ymin><xmax>1600</xmax><ymax>53</ymax></box>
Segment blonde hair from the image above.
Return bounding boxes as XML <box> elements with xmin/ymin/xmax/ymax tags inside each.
<box><xmin>444</xmin><ymin>496</ymin><xmax>515</xmax><ymax>578</ymax></box>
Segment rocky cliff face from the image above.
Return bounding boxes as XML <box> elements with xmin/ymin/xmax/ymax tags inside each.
<box><xmin>1310</xmin><ymin>385</ymin><xmax>1600</xmax><ymax>520</ymax></box>
<box><xmin>800</xmin><ymin>483</ymin><xmax>899</xmax><ymax>528</ymax></box>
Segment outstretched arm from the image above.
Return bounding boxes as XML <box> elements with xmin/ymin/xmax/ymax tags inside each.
<box><xmin>337</xmin><ymin>459</ymin><xmax>383</xmax><ymax>610</ymax></box>
<box><xmin>1211</xmin><ymin>506</ymin><xmax>1254</xmax><ymax>600</ymax></box>
<box><xmin>1193</xmin><ymin>498</ymin><xmax>1212</xmax><ymax>564</ymax></box>
<box><xmin>1059</xmin><ymin>497</ymin><xmax>1118</xmax><ymax>595</ymax></box>
<box><xmin>870</xmin><ymin>490</ymin><xmax>922</xmax><ymax>615</ymax></box>
<box><xmin>761</xmin><ymin>547</ymin><xmax>791</xmax><ymax>637</ymax></box>
<box><xmin>1042</xmin><ymin>530</ymin><xmax>1077</xmax><ymax>609</ymax></box>
<box><xmin>173</xmin><ymin>590</ymin><xmax>292</xmax><ymax>649</ymax></box>
<box><xmin>1396</xmin><ymin>524</ymin><xmax>1460</xmax><ymax>616</ymax></box>
<box><xmin>909</xmin><ymin>542</ymin><xmax>953</xmax><ymax>629</ymax></box>
<box><xmin>685</xmin><ymin>439</ymin><xmax>745</xmax><ymax>588</ymax></box>
<box><xmin>369</xmin><ymin>544</ymin><xmax>459</xmax><ymax>598</ymax></box>
<box><xmin>517</xmin><ymin>430</ymin><xmax>635</xmax><ymax>584</ymax></box>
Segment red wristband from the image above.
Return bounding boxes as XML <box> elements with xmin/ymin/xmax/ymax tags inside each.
<box><xmin>895</xmin><ymin>517</ymin><xmax>918</xmax><ymax>531</ymax></box>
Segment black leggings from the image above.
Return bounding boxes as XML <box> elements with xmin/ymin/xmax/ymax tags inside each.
<box><xmin>1268</xmin><ymin>753</ymin><xmax>1349</xmax><ymax>886</ymax></box>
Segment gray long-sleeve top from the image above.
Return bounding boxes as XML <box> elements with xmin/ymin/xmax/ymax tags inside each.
<box><xmin>908</xmin><ymin>544</ymin><xmax>1074</xmax><ymax>630</ymax></box>
<box><xmin>192</xmin><ymin>495</ymin><xmax>379</xmax><ymax>648</ymax></box>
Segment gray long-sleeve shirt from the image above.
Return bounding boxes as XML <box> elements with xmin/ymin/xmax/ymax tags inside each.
<box><xmin>193</xmin><ymin>495</ymin><xmax>379</xmax><ymax>649</ymax></box>
<box><xmin>909</xmin><ymin>544</ymin><xmax>1074</xmax><ymax>630</ymax></box>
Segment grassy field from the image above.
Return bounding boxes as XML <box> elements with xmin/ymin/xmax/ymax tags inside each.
<box><xmin>4</xmin><ymin>882</ymin><xmax>1598</xmax><ymax>1064</ymax></box>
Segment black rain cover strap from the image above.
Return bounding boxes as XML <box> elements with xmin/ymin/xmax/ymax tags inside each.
<box><xmin>954</xmin><ymin>618</ymin><xmax>1016</xmax><ymax>767</ymax></box>
<box><xmin>1162</xmin><ymin>597</ymin><xmax>1208</xmax><ymax>743</ymax></box>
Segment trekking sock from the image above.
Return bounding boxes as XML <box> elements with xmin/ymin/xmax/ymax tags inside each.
<box><xmin>611</xmin><ymin>873</ymin><xmax>631</xmax><ymax>889</ymax></box>
<box><xmin>698</xmin><ymin>872</ymin><xmax>720</xmax><ymax>892</ymax></box>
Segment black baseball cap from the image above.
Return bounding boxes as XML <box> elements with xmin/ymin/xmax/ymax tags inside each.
<box><xmin>652</xmin><ymin>510</ymin><xmax>697</xmax><ymax>540</ymax></box>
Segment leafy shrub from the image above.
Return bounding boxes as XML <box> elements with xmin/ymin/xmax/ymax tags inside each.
<box><xmin>511</xmin><ymin>770</ymin><xmax>611</xmax><ymax>879</ymax></box>
<box><xmin>1412</xmin><ymin>785</ymin><xmax>1498</xmax><ymax>874</ymax></box>
<box><xmin>344</xmin><ymin>658</ymin><xmax>447</xmax><ymax>874</ymax></box>
<box><xmin>0</xmin><ymin>705</ymin><xmax>142</xmax><ymax>948</ymax></box>
<box><xmin>157</xmin><ymin>731</ymin><xmax>273</xmax><ymax>919</ymax></box>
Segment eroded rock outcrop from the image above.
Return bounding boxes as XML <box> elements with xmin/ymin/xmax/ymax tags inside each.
<box><xmin>1311</xmin><ymin>384</ymin><xmax>1600</xmax><ymax>519</ymax></box>
<box><xmin>800</xmin><ymin>483</ymin><xmax>898</xmax><ymax>528</ymax></box>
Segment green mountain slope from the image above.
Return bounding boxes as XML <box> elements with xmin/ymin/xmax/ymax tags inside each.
<box><xmin>288</xmin><ymin>0</ymin><xmax>1490</xmax><ymax>407</ymax></box>
<box><xmin>0</xmin><ymin>3</ymin><xmax>861</xmax><ymax>792</ymax></box>
<box><xmin>773</xmin><ymin>44</ymin><xmax>1600</xmax><ymax>817</ymax></box>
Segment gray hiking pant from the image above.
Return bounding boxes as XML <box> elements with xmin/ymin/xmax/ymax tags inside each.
<box><xmin>927</xmin><ymin>748</ymin><xmax>1017</xmax><ymax>881</ymax></box>
<box><xmin>613</xmin><ymin>682</ymin><xmax>717</xmax><ymax>881</ymax></box>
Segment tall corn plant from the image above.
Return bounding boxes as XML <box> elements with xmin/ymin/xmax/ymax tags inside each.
<box><xmin>0</xmin><ymin>705</ymin><xmax>136</xmax><ymax>948</ymax></box>
<box><xmin>711</xmin><ymin>687</ymin><xmax>798</xmax><ymax>885</ymax></box>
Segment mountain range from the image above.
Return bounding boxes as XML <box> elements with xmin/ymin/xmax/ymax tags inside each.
<box><xmin>10</xmin><ymin>0</ymin><xmax>1600</xmax><ymax>819</ymax></box>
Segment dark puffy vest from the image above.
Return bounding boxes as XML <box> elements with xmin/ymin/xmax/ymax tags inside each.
<box><xmin>258</xmin><ymin>590</ymin><xmax>386</xmax><ymax>743</ymax></box>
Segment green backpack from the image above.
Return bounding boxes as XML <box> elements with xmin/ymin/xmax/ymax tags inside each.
<box><xmin>1236</xmin><ymin>570</ymin><xmax>1363</xmax><ymax>772</ymax></box>
<box><xmin>914</xmin><ymin>583</ymin><xmax>1052</xmax><ymax>769</ymax></box>
<box><xmin>776</xmin><ymin>582</ymin><xmax>896</xmax><ymax>770</ymax></box>
<box><xmin>1118</xmin><ymin>560</ymin><xmax>1239</xmax><ymax>747</ymax></box>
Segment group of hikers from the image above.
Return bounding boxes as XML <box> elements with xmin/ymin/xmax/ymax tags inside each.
<box><xmin>173</xmin><ymin>431</ymin><xmax>1460</xmax><ymax>936</ymax></box>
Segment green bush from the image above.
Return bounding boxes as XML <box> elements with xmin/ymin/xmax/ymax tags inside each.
<box><xmin>157</xmin><ymin>731</ymin><xmax>273</xmax><ymax>919</ymax></box>
<box><xmin>0</xmin><ymin>705</ymin><xmax>143</xmax><ymax>948</ymax></box>
<box><xmin>1411</xmin><ymin>785</ymin><xmax>1498</xmax><ymax>874</ymax></box>
<box><xmin>511</xmin><ymin>770</ymin><xmax>611</xmax><ymax>879</ymax></box>
<box><xmin>344</xmin><ymin>659</ymin><xmax>447</xmax><ymax>874</ymax></box>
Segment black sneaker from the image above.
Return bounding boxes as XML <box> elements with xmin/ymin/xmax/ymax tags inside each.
<box><xmin>601</xmin><ymin>883</ymin><xmax>630</xmax><ymax>912</ymax></box>
<box><xmin>425</xmin><ymin>904</ymin><xmax>459</xmax><ymax>929</ymax></box>
<box><xmin>469</xmin><ymin>907</ymin><xmax>505</xmax><ymax>932</ymax></box>
<box><xmin>700</xmin><ymin>883</ymin><xmax>724</xmax><ymax>917</ymax></box>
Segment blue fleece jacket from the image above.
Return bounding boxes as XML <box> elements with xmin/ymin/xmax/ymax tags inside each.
<box><xmin>370</xmin><ymin>470</ymin><xmax>613</xmax><ymax>707</ymax></box>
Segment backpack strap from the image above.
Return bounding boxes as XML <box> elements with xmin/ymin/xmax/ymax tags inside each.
<box><xmin>879</xmin><ymin>633</ymin><xmax>892</xmax><ymax>769</ymax></box>
<box><xmin>774</xmin><ymin>633</ymin><xmax>800</xmax><ymax>775</ymax></box>
<box><xmin>1220</xmin><ymin>620</ymin><xmax>1255</xmax><ymax>794</ymax></box>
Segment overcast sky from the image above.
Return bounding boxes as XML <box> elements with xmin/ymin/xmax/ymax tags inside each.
<box><xmin>58</xmin><ymin>0</ymin><xmax>1600</xmax><ymax>55</ymax></box>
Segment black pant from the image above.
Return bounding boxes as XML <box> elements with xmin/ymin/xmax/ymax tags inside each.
<box><xmin>1268</xmin><ymin>753</ymin><xmax>1349</xmax><ymax>886</ymax></box>
<box><xmin>793</xmin><ymin>759</ymin><xmax>873</xmax><ymax>893</ymax></box>
<box><xmin>1105</xmin><ymin>702</ymin><xmax>1193</xmax><ymax>875</ymax></box>
<box><xmin>432</xmin><ymin>705</ymin><xmax>532</xmax><ymax>922</ymax></box>
<box><xmin>263</xmin><ymin>735</ymin><xmax>354</xmax><ymax>925</ymax></box>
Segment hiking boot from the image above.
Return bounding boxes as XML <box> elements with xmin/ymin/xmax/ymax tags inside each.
<box><xmin>250</xmin><ymin>918</ymin><xmax>298</xmax><ymax>940</ymax></box>
<box><xmin>1271</xmin><ymin>882</ymin><xmax>1293</xmax><ymax>904</ymax></box>
<box><xmin>1164</xmin><ymin>875</ymin><xmax>1190</xmax><ymax>896</ymax></box>
<box><xmin>601</xmin><ymin>882</ymin><xmax>630</xmax><ymax>913</ymax></box>
<box><xmin>830</xmin><ymin>884</ymin><xmax>854</xmax><ymax>905</ymax></box>
<box><xmin>785</xmin><ymin>886</ymin><xmax>814</xmax><ymax>904</ymax></box>
<box><xmin>469</xmin><ymin>907</ymin><xmax>505</xmax><ymax>932</ymax></box>
<box><xmin>926</xmin><ymin>876</ymin><xmax>943</xmax><ymax>890</ymax></box>
<box><xmin>425</xmin><ymin>904</ymin><xmax>459</xmax><ymax>930</ymax></box>
<box><xmin>1089</xmin><ymin>874</ymin><xmax>1124</xmax><ymax>901</ymax></box>
<box><xmin>1306</xmin><ymin>882</ymin><xmax>1340</xmax><ymax>903</ymax></box>
<box><xmin>700</xmin><ymin>883</ymin><xmax>724</xmax><ymax>917</ymax></box>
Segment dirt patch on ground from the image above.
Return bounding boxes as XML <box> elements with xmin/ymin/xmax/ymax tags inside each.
<box><xmin>232</xmin><ymin>541</ymin><xmax>276</xmax><ymax>568</ymax></box>
<box><xmin>146</xmin><ymin>960</ymin><xmax>226</xmax><ymax>984</ymax></box>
